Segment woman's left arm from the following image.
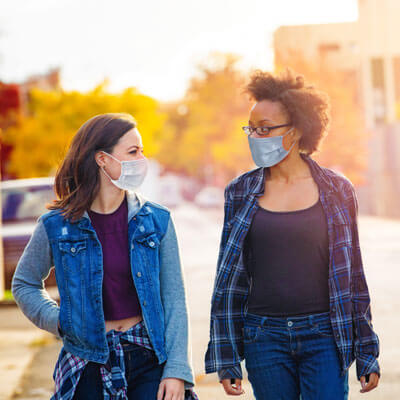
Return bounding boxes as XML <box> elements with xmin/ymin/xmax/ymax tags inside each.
<box><xmin>347</xmin><ymin>183</ymin><xmax>380</xmax><ymax>390</ymax></box>
<box><xmin>158</xmin><ymin>215</ymin><xmax>195</xmax><ymax>399</ymax></box>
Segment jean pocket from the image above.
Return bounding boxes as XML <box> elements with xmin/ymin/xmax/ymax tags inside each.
<box><xmin>242</xmin><ymin>325</ymin><xmax>261</xmax><ymax>344</ymax></box>
<box><xmin>311</xmin><ymin>321</ymin><xmax>334</xmax><ymax>337</ymax></box>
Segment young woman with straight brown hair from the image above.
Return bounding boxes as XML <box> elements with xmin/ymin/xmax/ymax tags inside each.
<box><xmin>12</xmin><ymin>113</ymin><xmax>198</xmax><ymax>400</ymax></box>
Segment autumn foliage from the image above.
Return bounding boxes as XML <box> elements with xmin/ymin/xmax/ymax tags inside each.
<box><xmin>2</xmin><ymin>52</ymin><xmax>368</xmax><ymax>185</ymax></box>
<box><xmin>158</xmin><ymin>53</ymin><xmax>253</xmax><ymax>184</ymax></box>
<box><xmin>2</xmin><ymin>84</ymin><xmax>165</xmax><ymax>178</ymax></box>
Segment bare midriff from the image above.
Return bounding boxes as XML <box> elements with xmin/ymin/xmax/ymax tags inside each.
<box><xmin>105</xmin><ymin>315</ymin><xmax>143</xmax><ymax>333</ymax></box>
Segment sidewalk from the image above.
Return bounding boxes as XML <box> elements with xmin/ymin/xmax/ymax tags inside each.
<box><xmin>0</xmin><ymin>305</ymin><xmax>59</xmax><ymax>400</ymax></box>
<box><xmin>1</xmin><ymin>212</ymin><xmax>400</xmax><ymax>399</ymax></box>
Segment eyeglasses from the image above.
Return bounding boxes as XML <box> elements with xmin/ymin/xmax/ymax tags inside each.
<box><xmin>242</xmin><ymin>124</ymin><xmax>291</xmax><ymax>136</ymax></box>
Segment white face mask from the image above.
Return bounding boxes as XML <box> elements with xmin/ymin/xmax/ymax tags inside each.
<box><xmin>101</xmin><ymin>151</ymin><xmax>148</xmax><ymax>191</ymax></box>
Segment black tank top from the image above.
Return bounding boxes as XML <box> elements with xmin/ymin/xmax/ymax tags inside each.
<box><xmin>245</xmin><ymin>197</ymin><xmax>330</xmax><ymax>317</ymax></box>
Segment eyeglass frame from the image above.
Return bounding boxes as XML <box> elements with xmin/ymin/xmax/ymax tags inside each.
<box><xmin>242</xmin><ymin>123</ymin><xmax>292</xmax><ymax>136</ymax></box>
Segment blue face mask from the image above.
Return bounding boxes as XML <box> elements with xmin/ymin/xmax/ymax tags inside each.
<box><xmin>247</xmin><ymin>127</ymin><xmax>297</xmax><ymax>167</ymax></box>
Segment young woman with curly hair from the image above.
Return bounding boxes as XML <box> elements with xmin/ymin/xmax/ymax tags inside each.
<box><xmin>205</xmin><ymin>69</ymin><xmax>380</xmax><ymax>399</ymax></box>
<box><xmin>12</xmin><ymin>113</ymin><xmax>197</xmax><ymax>400</ymax></box>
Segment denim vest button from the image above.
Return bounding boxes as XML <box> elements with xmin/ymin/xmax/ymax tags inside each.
<box><xmin>139</xmin><ymin>226</ymin><xmax>145</xmax><ymax>232</ymax></box>
<box><xmin>288</xmin><ymin>321</ymin><xmax>293</xmax><ymax>327</ymax></box>
<box><xmin>149</xmin><ymin>241</ymin><xmax>155</xmax><ymax>247</ymax></box>
<box><xmin>137</xmin><ymin>272</ymin><xmax>142</xmax><ymax>277</ymax></box>
<box><xmin>71</xmin><ymin>247</ymin><xmax>76</xmax><ymax>253</ymax></box>
<box><xmin>131</xmin><ymin>244</ymin><xmax>135</xmax><ymax>250</ymax></box>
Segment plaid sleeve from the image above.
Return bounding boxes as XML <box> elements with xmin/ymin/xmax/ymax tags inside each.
<box><xmin>346</xmin><ymin>183</ymin><xmax>380</xmax><ymax>380</ymax></box>
<box><xmin>217</xmin><ymin>365</ymin><xmax>243</xmax><ymax>381</ymax></box>
<box><xmin>209</xmin><ymin>185</ymin><xmax>234</xmax><ymax>307</ymax></box>
<box><xmin>217</xmin><ymin>187</ymin><xmax>234</xmax><ymax>272</ymax></box>
<box><xmin>205</xmin><ymin>184</ymin><xmax>243</xmax><ymax>374</ymax></box>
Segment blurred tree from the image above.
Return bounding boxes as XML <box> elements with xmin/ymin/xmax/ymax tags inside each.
<box><xmin>2</xmin><ymin>83</ymin><xmax>166</xmax><ymax>178</ymax></box>
<box><xmin>161</xmin><ymin>50</ymin><xmax>368</xmax><ymax>185</ymax></box>
<box><xmin>4</xmin><ymin>52</ymin><xmax>363</xmax><ymax>185</ymax></box>
<box><xmin>0</xmin><ymin>83</ymin><xmax>21</xmax><ymax>179</ymax></box>
<box><xmin>275</xmin><ymin>50</ymin><xmax>369</xmax><ymax>185</ymax></box>
<box><xmin>159</xmin><ymin>53</ymin><xmax>253</xmax><ymax>184</ymax></box>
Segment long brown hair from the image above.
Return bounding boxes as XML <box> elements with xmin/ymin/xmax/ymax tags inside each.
<box><xmin>48</xmin><ymin>113</ymin><xmax>136</xmax><ymax>221</ymax></box>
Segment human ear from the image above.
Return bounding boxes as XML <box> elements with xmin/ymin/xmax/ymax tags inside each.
<box><xmin>292</xmin><ymin>128</ymin><xmax>302</xmax><ymax>141</ymax></box>
<box><xmin>94</xmin><ymin>151</ymin><xmax>106</xmax><ymax>168</ymax></box>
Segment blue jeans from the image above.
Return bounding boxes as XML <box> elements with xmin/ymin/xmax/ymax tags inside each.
<box><xmin>73</xmin><ymin>343</ymin><xmax>165</xmax><ymax>399</ymax></box>
<box><xmin>243</xmin><ymin>311</ymin><xmax>349</xmax><ymax>400</ymax></box>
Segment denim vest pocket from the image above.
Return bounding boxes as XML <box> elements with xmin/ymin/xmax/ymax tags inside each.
<box><xmin>136</xmin><ymin>233</ymin><xmax>160</xmax><ymax>249</ymax></box>
<box><xmin>135</xmin><ymin>233</ymin><xmax>161</xmax><ymax>269</ymax></box>
<box><xmin>58</xmin><ymin>239</ymin><xmax>86</xmax><ymax>255</ymax></box>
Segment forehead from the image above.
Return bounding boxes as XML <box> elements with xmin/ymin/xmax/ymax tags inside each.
<box><xmin>249</xmin><ymin>100</ymin><xmax>288</xmax><ymax>123</ymax></box>
<box><xmin>116</xmin><ymin>127</ymin><xmax>143</xmax><ymax>147</ymax></box>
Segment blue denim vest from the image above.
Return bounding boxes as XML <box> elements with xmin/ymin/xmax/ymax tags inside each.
<box><xmin>41</xmin><ymin>195</ymin><xmax>170</xmax><ymax>364</ymax></box>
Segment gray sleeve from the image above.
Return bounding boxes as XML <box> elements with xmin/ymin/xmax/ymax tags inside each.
<box><xmin>11</xmin><ymin>218</ymin><xmax>61</xmax><ymax>338</ymax></box>
<box><xmin>159</xmin><ymin>216</ymin><xmax>195</xmax><ymax>388</ymax></box>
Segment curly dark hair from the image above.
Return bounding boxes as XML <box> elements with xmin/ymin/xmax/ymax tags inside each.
<box><xmin>246</xmin><ymin>68</ymin><xmax>331</xmax><ymax>155</ymax></box>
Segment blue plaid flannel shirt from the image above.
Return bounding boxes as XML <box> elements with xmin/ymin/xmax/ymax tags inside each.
<box><xmin>205</xmin><ymin>153</ymin><xmax>380</xmax><ymax>382</ymax></box>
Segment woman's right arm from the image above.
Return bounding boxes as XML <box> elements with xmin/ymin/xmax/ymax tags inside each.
<box><xmin>205</xmin><ymin>183</ymin><xmax>245</xmax><ymax>395</ymax></box>
<box><xmin>11</xmin><ymin>218</ymin><xmax>61</xmax><ymax>338</ymax></box>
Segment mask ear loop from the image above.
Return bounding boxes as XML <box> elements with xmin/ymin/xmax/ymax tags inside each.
<box><xmin>100</xmin><ymin>151</ymin><xmax>121</xmax><ymax>181</ymax></box>
<box><xmin>101</xmin><ymin>166</ymin><xmax>114</xmax><ymax>181</ymax></box>
<box><xmin>283</xmin><ymin>127</ymin><xmax>298</xmax><ymax>153</ymax></box>
<box><xmin>101</xmin><ymin>151</ymin><xmax>121</xmax><ymax>164</ymax></box>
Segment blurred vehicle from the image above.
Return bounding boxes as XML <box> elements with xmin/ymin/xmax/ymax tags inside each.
<box><xmin>194</xmin><ymin>186</ymin><xmax>224</xmax><ymax>208</ymax></box>
<box><xmin>159</xmin><ymin>174</ymin><xmax>185</xmax><ymax>208</ymax></box>
<box><xmin>1</xmin><ymin>177</ymin><xmax>57</xmax><ymax>290</ymax></box>
<box><xmin>180</xmin><ymin>176</ymin><xmax>202</xmax><ymax>202</ymax></box>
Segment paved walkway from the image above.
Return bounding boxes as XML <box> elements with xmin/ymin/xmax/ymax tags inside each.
<box><xmin>1</xmin><ymin>208</ymin><xmax>399</xmax><ymax>399</ymax></box>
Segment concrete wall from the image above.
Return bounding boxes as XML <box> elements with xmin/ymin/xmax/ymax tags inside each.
<box><xmin>274</xmin><ymin>22</ymin><xmax>360</xmax><ymax>71</ymax></box>
<box><xmin>273</xmin><ymin>0</ymin><xmax>400</xmax><ymax>218</ymax></box>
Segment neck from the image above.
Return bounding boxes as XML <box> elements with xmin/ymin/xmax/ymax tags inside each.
<box><xmin>267</xmin><ymin>150</ymin><xmax>311</xmax><ymax>183</ymax></box>
<box><xmin>90</xmin><ymin>171</ymin><xmax>126</xmax><ymax>214</ymax></box>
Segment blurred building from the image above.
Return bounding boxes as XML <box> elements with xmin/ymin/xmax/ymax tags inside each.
<box><xmin>274</xmin><ymin>0</ymin><xmax>400</xmax><ymax>218</ymax></box>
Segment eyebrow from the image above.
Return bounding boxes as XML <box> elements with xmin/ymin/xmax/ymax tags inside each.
<box><xmin>249</xmin><ymin>118</ymin><xmax>274</xmax><ymax>124</ymax></box>
<box><xmin>127</xmin><ymin>145</ymin><xmax>142</xmax><ymax>150</ymax></box>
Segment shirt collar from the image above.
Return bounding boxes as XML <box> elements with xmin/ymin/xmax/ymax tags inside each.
<box><xmin>250</xmin><ymin>153</ymin><xmax>337</xmax><ymax>197</ymax></box>
<box><xmin>79</xmin><ymin>191</ymin><xmax>149</xmax><ymax>226</ymax></box>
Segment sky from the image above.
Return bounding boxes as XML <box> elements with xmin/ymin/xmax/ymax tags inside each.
<box><xmin>0</xmin><ymin>0</ymin><xmax>358</xmax><ymax>102</ymax></box>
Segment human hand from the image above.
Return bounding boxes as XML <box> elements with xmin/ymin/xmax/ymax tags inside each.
<box><xmin>360</xmin><ymin>373</ymin><xmax>379</xmax><ymax>393</ymax></box>
<box><xmin>221</xmin><ymin>378</ymin><xmax>245</xmax><ymax>396</ymax></box>
<box><xmin>157</xmin><ymin>377</ymin><xmax>185</xmax><ymax>400</ymax></box>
